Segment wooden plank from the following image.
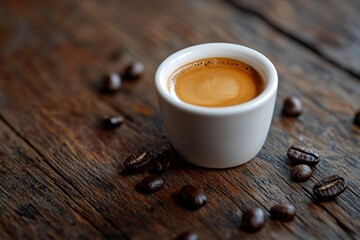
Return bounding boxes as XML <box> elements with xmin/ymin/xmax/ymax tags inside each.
<box><xmin>226</xmin><ymin>0</ymin><xmax>360</xmax><ymax>77</ymax></box>
<box><xmin>0</xmin><ymin>0</ymin><xmax>359</xmax><ymax>239</ymax></box>
<box><xmin>0</xmin><ymin>0</ymin><xmax>76</xmax><ymax>63</ymax></box>
<box><xmin>57</xmin><ymin>0</ymin><xmax>360</xmax><ymax>238</ymax></box>
<box><xmin>0</xmin><ymin>121</ymin><xmax>120</xmax><ymax>239</ymax></box>
<box><xmin>0</xmin><ymin>10</ymin><xmax>216</xmax><ymax>238</ymax></box>
<box><xmin>0</xmin><ymin>57</ymin><xmax>178</xmax><ymax>239</ymax></box>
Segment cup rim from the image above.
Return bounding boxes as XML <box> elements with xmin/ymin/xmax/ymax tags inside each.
<box><xmin>155</xmin><ymin>43</ymin><xmax>278</xmax><ymax>116</ymax></box>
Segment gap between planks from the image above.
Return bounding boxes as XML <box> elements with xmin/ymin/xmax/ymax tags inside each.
<box><xmin>223</xmin><ymin>0</ymin><xmax>360</xmax><ymax>80</ymax></box>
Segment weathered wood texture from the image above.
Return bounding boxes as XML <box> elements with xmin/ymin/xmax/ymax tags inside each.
<box><xmin>0</xmin><ymin>0</ymin><xmax>359</xmax><ymax>239</ymax></box>
<box><xmin>0</xmin><ymin>0</ymin><xmax>77</xmax><ymax>63</ymax></box>
<box><xmin>228</xmin><ymin>0</ymin><xmax>360</xmax><ymax>78</ymax></box>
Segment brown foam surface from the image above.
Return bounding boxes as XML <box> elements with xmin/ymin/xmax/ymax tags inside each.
<box><xmin>169</xmin><ymin>58</ymin><xmax>263</xmax><ymax>107</ymax></box>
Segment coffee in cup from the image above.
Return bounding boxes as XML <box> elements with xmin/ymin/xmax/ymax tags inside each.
<box><xmin>168</xmin><ymin>57</ymin><xmax>263</xmax><ymax>107</ymax></box>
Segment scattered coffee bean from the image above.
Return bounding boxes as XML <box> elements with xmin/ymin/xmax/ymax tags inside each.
<box><xmin>178</xmin><ymin>185</ymin><xmax>207</xmax><ymax>210</ymax></box>
<box><xmin>124</xmin><ymin>152</ymin><xmax>153</xmax><ymax>173</ymax></box>
<box><xmin>136</xmin><ymin>175</ymin><xmax>165</xmax><ymax>194</ymax></box>
<box><xmin>292</xmin><ymin>164</ymin><xmax>312</xmax><ymax>182</ymax></box>
<box><xmin>354</xmin><ymin>110</ymin><xmax>360</xmax><ymax>127</ymax></box>
<box><xmin>101</xmin><ymin>73</ymin><xmax>122</xmax><ymax>93</ymax></box>
<box><xmin>175</xmin><ymin>232</ymin><xmax>198</xmax><ymax>240</ymax></box>
<box><xmin>102</xmin><ymin>116</ymin><xmax>124</xmax><ymax>129</ymax></box>
<box><xmin>242</xmin><ymin>208</ymin><xmax>266</xmax><ymax>233</ymax></box>
<box><xmin>124</xmin><ymin>61</ymin><xmax>144</xmax><ymax>79</ymax></box>
<box><xmin>313</xmin><ymin>175</ymin><xmax>347</xmax><ymax>201</ymax></box>
<box><xmin>287</xmin><ymin>145</ymin><xmax>320</xmax><ymax>167</ymax></box>
<box><xmin>270</xmin><ymin>203</ymin><xmax>296</xmax><ymax>222</ymax></box>
<box><xmin>150</xmin><ymin>150</ymin><xmax>171</xmax><ymax>174</ymax></box>
<box><xmin>282</xmin><ymin>96</ymin><xmax>302</xmax><ymax>117</ymax></box>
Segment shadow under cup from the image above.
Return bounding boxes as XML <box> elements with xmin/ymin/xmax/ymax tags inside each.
<box><xmin>155</xmin><ymin>43</ymin><xmax>278</xmax><ymax>168</ymax></box>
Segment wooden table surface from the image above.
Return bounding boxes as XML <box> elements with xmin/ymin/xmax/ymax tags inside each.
<box><xmin>0</xmin><ymin>0</ymin><xmax>359</xmax><ymax>239</ymax></box>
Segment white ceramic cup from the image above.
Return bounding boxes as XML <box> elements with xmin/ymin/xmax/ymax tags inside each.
<box><xmin>155</xmin><ymin>43</ymin><xmax>278</xmax><ymax>168</ymax></box>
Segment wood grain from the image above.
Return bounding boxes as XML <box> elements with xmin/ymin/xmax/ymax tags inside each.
<box><xmin>0</xmin><ymin>0</ymin><xmax>77</xmax><ymax>64</ymax></box>
<box><xmin>0</xmin><ymin>0</ymin><xmax>359</xmax><ymax>239</ymax></box>
<box><xmin>227</xmin><ymin>0</ymin><xmax>360</xmax><ymax>77</ymax></box>
<box><xmin>0</xmin><ymin>120</ymin><xmax>120</xmax><ymax>239</ymax></box>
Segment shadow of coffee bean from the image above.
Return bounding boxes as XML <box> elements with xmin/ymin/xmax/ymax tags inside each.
<box><xmin>172</xmin><ymin>193</ymin><xmax>191</xmax><ymax>211</ymax></box>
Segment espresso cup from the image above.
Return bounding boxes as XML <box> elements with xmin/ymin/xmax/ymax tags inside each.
<box><xmin>155</xmin><ymin>43</ymin><xmax>278</xmax><ymax>168</ymax></box>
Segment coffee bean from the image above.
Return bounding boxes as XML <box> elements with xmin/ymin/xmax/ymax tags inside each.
<box><xmin>287</xmin><ymin>145</ymin><xmax>320</xmax><ymax>167</ymax></box>
<box><xmin>354</xmin><ymin>110</ymin><xmax>360</xmax><ymax>127</ymax></box>
<box><xmin>242</xmin><ymin>208</ymin><xmax>266</xmax><ymax>233</ymax></box>
<box><xmin>313</xmin><ymin>175</ymin><xmax>347</xmax><ymax>201</ymax></box>
<box><xmin>150</xmin><ymin>150</ymin><xmax>171</xmax><ymax>174</ymax></box>
<box><xmin>178</xmin><ymin>185</ymin><xmax>207</xmax><ymax>210</ymax></box>
<box><xmin>282</xmin><ymin>96</ymin><xmax>302</xmax><ymax>117</ymax></box>
<box><xmin>292</xmin><ymin>164</ymin><xmax>312</xmax><ymax>182</ymax></box>
<box><xmin>124</xmin><ymin>61</ymin><xmax>144</xmax><ymax>79</ymax></box>
<box><xmin>175</xmin><ymin>232</ymin><xmax>198</xmax><ymax>240</ymax></box>
<box><xmin>136</xmin><ymin>175</ymin><xmax>164</xmax><ymax>194</ymax></box>
<box><xmin>101</xmin><ymin>73</ymin><xmax>122</xmax><ymax>93</ymax></box>
<box><xmin>124</xmin><ymin>152</ymin><xmax>153</xmax><ymax>173</ymax></box>
<box><xmin>102</xmin><ymin>116</ymin><xmax>124</xmax><ymax>129</ymax></box>
<box><xmin>270</xmin><ymin>203</ymin><xmax>296</xmax><ymax>222</ymax></box>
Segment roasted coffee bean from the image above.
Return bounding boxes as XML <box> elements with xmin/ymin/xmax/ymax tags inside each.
<box><xmin>270</xmin><ymin>203</ymin><xmax>296</xmax><ymax>222</ymax></box>
<box><xmin>292</xmin><ymin>164</ymin><xmax>312</xmax><ymax>182</ymax></box>
<box><xmin>175</xmin><ymin>232</ymin><xmax>198</xmax><ymax>240</ymax></box>
<box><xmin>354</xmin><ymin>111</ymin><xmax>360</xmax><ymax>127</ymax></box>
<box><xmin>150</xmin><ymin>150</ymin><xmax>171</xmax><ymax>173</ymax></box>
<box><xmin>242</xmin><ymin>208</ymin><xmax>266</xmax><ymax>233</ymax></box>
<box><xmin>178</xmin><ymin>185</ymin><xmax>207</xmax><ymax>210</ymax></box>
<box><xmin>124</xmin><ymin>61</ymin><xmax>144</xmax><ymax>79</ymax></box>
<box><xmin>136</xmin><ymin>175</ymin><xmax>164</xmax><ymax>194</ymax></box>
<box><xmin>282</xmin><ymin>96</ymin><xmax>302</xmax><ymax>117</ymax></box>
<box><xmin>102</xmin><ymin>116</ymin><xmax>124</xmax><ymax>129</ymax></box>
<box><xmin>101</xmin><ymin>73</ymin><xmax>122</xmax><ymax>93</ymax></box>
<box><xmin>313</xmin><ymin>175</ymin><xmax>347</xmax><ymax>201</ymax></box>
<box><xmin>124</xmin><ymin>152</ymin><xmax>153</xmax><ymax>173</ymax></box>
<box><xmin>287</xmin><ymin>145</ymin><xmax>320</xmax><ymax>167</ymax></box>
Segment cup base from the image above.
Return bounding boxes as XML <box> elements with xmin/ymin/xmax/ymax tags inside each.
<box><xmin>173</xmin><ymin>148</ymin><xmax>257</xmax><ymax>169</ymax></box>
